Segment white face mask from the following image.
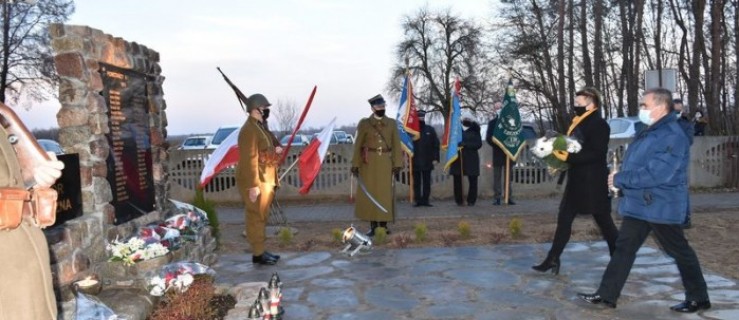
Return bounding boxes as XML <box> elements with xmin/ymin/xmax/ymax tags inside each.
<box><xmin>639</xmin><ymin>109</ymin><xmax>653</xmax><ymax>126</ymax></box>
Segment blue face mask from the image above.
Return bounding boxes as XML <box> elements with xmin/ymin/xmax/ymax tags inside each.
<box><xmin>639</xmin><ymin>109</ymin><xmax>653</xmax><ymax>126</ymax></box>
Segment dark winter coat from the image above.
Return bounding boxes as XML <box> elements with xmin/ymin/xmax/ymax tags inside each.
<box><xmin>614</xmin><ymin>115</ymin><xmax>689</xmax><ymax>224</ymax></box>
<box><xmin>412</xmin><ymin>123</ymin><xmax>440</xmax><ymax>171</ymax></box>
<box><xmin>559</xmin><ymin>111</ymin><xmax>611</xmax><ymax>215</ymax></box>
<box><xmin>485</xmin><ymin>116</ymin><xmax>517</xmax><ymax>167</ymax></box>
<box><xmin>449</xmin><ymin>122</ymin><xmax>483</xmax><ymax>176</ymax></box>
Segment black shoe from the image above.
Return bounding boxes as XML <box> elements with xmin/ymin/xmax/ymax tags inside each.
<box><xmin>670</xmin><ymin>300</ymin><xmax>711</xmax><ymax>313</ymax></box>
<box><xmin>413</xmin><ymin>203</ymin><xmax>421</xmax><ymax>207</ymax></box>
<box><xmin>467</xmin><ymin>202</ymin><xmax>475</xmax><ymax>206</ymax></box>
<box><xmin>493</xmin><ymin>199</ymin><xmax>501</xmax><ymax>206</ymax></box>
<box><xmin>264</xmin><ymin>251</ymin><xmax>280</xmax><ymax>260</ymax></box>
<box><xmin>531</xmin><ymin>257</ymin><xmax>560</xmax><ymax>275</ymax></box>
<box><xmin>577</xmin><ymin>293</ymin><xmax>616</xmax><ymax>308</ymax></box>
<box><xmin>252</xmin><ymin>254</ymin><xmax>277</xmax><ymax>265</ymax></box>
<box><xmin>507</xmin><ymin>200</ymin><xmax>516</xmax><ymax>205</ymax></box>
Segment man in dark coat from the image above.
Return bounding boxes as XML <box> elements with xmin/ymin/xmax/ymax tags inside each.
<box><xmin>578</xmin><ymin>88</ymin><xmax>709</xmax><ymax>313</ymax></box>
<box><xmin>485</xmin><ymin>101</ymin><xmax>516</xmax><ymax>205</ymax></box>
<box><xmin>449</xmin><ymin>111</ymin><xmax>482</xmax><ymax>206</ymax></box>
<box><xmin>532</xmin><ymin>87</ymin><xmax>618</xmax><ymax>275</ymax></box>
<box><xmin>411</xmin><ymin>110</ymin><xmax>440</xmax><ymax>207</ymax></box>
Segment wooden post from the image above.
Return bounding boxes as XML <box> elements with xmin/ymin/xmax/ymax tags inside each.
<box><xmin>504</xmin><ymin>156</ymin><xmax>510</xmax><ymax>205</ymax></box>
<box><xmin>408</xmin><ymin>154</ymin><xmax>414</xmax><ymax>203</ymax></box>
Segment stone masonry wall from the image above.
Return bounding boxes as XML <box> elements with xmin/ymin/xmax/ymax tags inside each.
<box><xmin>47</xmin><ymin>23</ymin><xmax>172</xmax><ymax>302</ymax></box>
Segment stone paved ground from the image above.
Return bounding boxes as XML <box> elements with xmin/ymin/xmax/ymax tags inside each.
<box><xmin>214</xmin><ymin>242</ymin><xmax>739</xmax><ymax>319</ymax></box>
<box><xmin>213</xmin><ymin>191</ymin><xmax>739</xmax><ymax>319</ymax></box>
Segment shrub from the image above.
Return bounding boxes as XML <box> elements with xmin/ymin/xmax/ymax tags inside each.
<box><xmin>373</xmin><ymin>227</ymin><xmax>388</xmax><ymax>245</ymax></box>
<box><xmin>414</xmin><ymin>222</ymin><xmax>428</xmax><ymax>242</ymax></box>
<box><xmin>149</xmin><ymin>275</ymin><xmax>235</xmax><ymax>320</ymax></box>
<box><xmin>508</xmin><ymin>218</ymin><xmax>523</xmax><ymax>238</ymax></box>
<box><xmin>457</xmin><ymin>220</ymin><xmax>471</xmax><ymax>239</ymax></box>
<box><xmin>278</xmin><ymin>227</ymin><xmax>293</xmax><ymax>246</ymax></box>
<box><xmin>331</xmin><ymin>228</ymin><xmax>343</xmax><ymax>244</ymax></box>
<box><xmin>192</xmin><ymin>188</ymin><xmax>219</xmax><ymax>245</ymax></box>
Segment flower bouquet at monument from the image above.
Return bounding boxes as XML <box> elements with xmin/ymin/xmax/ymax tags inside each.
<box><xmin>106</xmin><ymin>236</ymin><xmax>169</xmax><ymax>266</ymax></box>
<box><xmin>138</xmin><ymin>224</ymin><xmax>182</xmax><ymax>249</ymax></box>
<box><xmin>529</xmin><ymin>130</ymin><xmax>582</xmax><ymax>175</ymax></box>
<box><xmin>148</xmin><ymin>262</ymin><xmax>215</xmax><ymax>296</ymax></box>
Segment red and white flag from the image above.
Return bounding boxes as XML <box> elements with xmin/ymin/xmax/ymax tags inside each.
<box><xmin>199</xmin><ymin>127</ymin><xmax>241</xmax><ymax>188</ymax></box>
<box><xmin>298</xmin><ymin>117</ymin><xmax>337</xmax><ymax>194</ymax></box>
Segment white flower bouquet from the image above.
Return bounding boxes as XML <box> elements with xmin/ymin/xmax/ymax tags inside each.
<box><xmin>529</xmin><ymin>131</ymin><xmax>582</xmax><ymax>175</ymax></box>
<box><xmin>106</xmin><ymin>237</ymin><xmax>169</xmax><ymax>266</ymax></box>
<box><xmin>148</xmin><ymin>262</ymin><xmax>214</xmax><ymax>296</ymax></box>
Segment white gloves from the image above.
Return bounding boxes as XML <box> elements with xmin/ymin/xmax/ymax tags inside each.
<box><xmin>32</xmin><ymin>152</ymin><xmax>65</xmax><ymax>188</ymax></box>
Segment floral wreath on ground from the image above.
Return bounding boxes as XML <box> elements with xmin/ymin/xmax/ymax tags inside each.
<box><xmin>148</xmin><ymin>262</ymin><xmax>214</xmax><ymax>296</ymax></box>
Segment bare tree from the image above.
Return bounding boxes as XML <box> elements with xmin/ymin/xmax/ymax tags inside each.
<box><xmin>1</xmin><ymin>0</ymin><xmax>74</xmax><ymax>104</ymax></box>
<box><xmin>271</xmin><ymin>98</ymin><xmax>299</xmax><ymax>138</ymax></box>
<box><xmin>388</xmin><ymin>7</ymin><xmax>488</xmax><ymax>122</ymax></box>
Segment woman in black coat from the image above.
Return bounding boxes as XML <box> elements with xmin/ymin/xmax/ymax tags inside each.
<box><xmin>532</xmin><ymin>88</ymin><xmax>618</xmax><ymax>275</ymax></box>
<box><xmin>449</xmin><ymin>117</ymin><xmax>482</xmax><ymax>206</ymax></box>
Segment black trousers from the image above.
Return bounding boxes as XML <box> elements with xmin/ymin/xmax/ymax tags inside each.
<box><xmin>452</xmin><ymin>175</ymin><xmax>478</xmax><ymax>205</ymax></box>
<box><xmin>547</xmin><ymin>209</ymin><xmax>618</xmax><ymax>260</ymax></box>
<box><xmin>412</xmin><ymin>170</ymin><xmax>432</xmax><ymax>205</ymax></box>
<box><xmin>596</xmin><ymin>217</ymin><xmax>709</xmax><ymax>303</ymax></box>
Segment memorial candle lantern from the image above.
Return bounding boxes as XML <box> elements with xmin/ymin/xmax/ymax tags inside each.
<box><xmin>258</xmin><ymin>287</ymin><xmax>272</xmax><ymax>319</ymax></box>
<box><xmin>268</xmin><ymin>277</ymin><xmax>281</xmax><ymax>316</ymax></box>
<box><xmin>73</xmin><ymin>274</ymin><xmax>102</xmax><ymax>296</ymax></box>
<box><xmin>246</xmin><ymin>304</ymin><xmax>262</xmax><ymax>319</ymax></box>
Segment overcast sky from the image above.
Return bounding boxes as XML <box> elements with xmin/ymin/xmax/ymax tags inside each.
<box><xmin>20</xmin><ymin>0</ymin><xmax>496</xmax><ymax>135</ymax></box>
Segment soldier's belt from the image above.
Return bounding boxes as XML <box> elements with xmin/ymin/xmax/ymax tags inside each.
<box><xmin>365</xmin><ymin>147</ymin><xmax>392</xmax><ymax>153</ymax></box>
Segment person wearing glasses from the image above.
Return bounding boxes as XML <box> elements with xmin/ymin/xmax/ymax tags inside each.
<box><xmin>532</xmin><ymin>87</ymin><xmax>618</xmax><ymax>275</ymax></box>
<box><xmin>578</xmin><ymin>88</ymin><xmax>709</xmax><ymax>313</ymax></box>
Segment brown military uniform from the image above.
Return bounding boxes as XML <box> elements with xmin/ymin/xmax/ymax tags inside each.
<box><xmin>235</xmin><ymin>117</ymin><xmax>279</xmax><ymax>256</ymax></box>
<box><xmin>0</xmin><ymin>127</ymin><xmax>57</xmax><ymax>320</ymax></box>
<box><xmin>351</xmin><ymin>115</ymin><xmax>402</xmax><ymax>222</ymax></box>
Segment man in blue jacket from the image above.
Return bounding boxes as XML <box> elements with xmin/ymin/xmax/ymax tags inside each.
<box><xmin>578</xmin><ymin>88</ymin><xmax>710</xmax><ymax>313</ymax></box>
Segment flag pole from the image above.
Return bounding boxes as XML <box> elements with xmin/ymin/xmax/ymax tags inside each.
<box><xmin>460</xmin><ymin>150</ymin><xmax>465</xmax><ymax>205</ymax></box>
<box><xmin>504</xmin><ymin>156</ymin><xmax>510</xmax><ymax>205</ymax></box>
<box><xmin>408</xmin><ymin>154</ymin><xmax>414</xmax><ymax>203</ymax></box>
<box><xmin>279</xmin><ymin>157</ymin><xmax>300</xmax><ymax>182</ymax></box>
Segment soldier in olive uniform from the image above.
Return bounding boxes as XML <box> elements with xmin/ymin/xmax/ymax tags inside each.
<box><xmin>351</xmin><ymin>94</ymin><xmax>402</xmax><ymax>236</ymax></box>
<box><xmin>236</xmin><ymin>93</ymin><xmax>282</xmax><ymax>265</ymax></box>
<box><xmin>0</xmin><ymin>123</ymin><xmax>64</xmax><ymax>319</ymax></box>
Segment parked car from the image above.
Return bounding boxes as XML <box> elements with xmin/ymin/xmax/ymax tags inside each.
<box><xmin>333</xmin><ymin>130</ymin><xmax>352</xmax><ymax>144</ymax></box>
<box><xmin>38</xmin><ymin>139</ymin><xmax>64</xmax><ymax>155</ymax></box>
<box><xmin>608</xmin><ymin>116</ymin><xmax>645</xmax><ymax>139</ymax></box>
<box><xmin>280</xmin><ymin>134</ymin><xmax>310</xmax><ymax>146</ymax></box>
<box><xmin>207</xmin><ymin>125</ymin><xmax>240</xmax><ymax>149</ymax></box>
<box><xmin>178</xmin><ymin>135</ymin><xmax>212</xmax><ymax>150</ymax></box>
<box><xmin>312</xmin><ymin>132</ymin><xmax>339</xmax><ymax>145</ymax></box>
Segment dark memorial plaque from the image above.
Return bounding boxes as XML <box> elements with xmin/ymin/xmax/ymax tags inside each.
<box><xmin>50</xmin><ymin>153</ymin><xmax>82</xmax><ymax>227</ymax></box>
<box><xmin>100</xmin><ymin>63</ymin><xmax>155</xmax><ymax>225</ymax></box>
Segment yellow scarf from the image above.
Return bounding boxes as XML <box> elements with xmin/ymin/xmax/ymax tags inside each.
<box><xmin>567</xmin><ymin>108</ymin><xmax>597</xmax><ymax>135</ymax></box>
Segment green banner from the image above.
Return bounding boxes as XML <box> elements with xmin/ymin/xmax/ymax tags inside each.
<box><xmin>492</xmin><ymin>82</ymin><xmax>526</xmax><ymax>161</ymax></box>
